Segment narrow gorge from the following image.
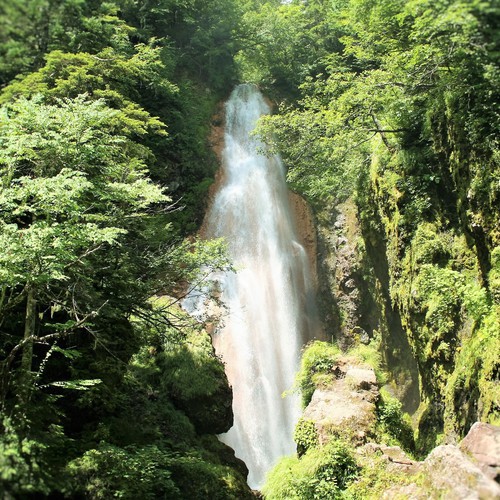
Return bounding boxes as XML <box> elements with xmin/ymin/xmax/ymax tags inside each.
<box><xmin>0</xmin><ymin>1</ymin><xmax>498</xmax><ymax>498</ymax></box>
<box><xmin>185</xmin><ymin>80</ymin><xmax>500</xmax><ymax>497</ymax></box>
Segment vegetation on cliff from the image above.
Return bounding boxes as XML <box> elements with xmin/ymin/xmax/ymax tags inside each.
<box><xmin>263</xmin><ymin>341</ymin><xmax>499</xmax><ymax>499</ymax></box>
<box><xmin>242</xmin><ymin>0</ymin><xmax>499</xmax><ymax>453</ymax></box>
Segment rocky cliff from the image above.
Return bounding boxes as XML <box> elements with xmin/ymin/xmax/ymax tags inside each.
<box><xmin>274</xmin><ymin>344</ymin><xmax>500</xmax><ymax>499</ymax></box>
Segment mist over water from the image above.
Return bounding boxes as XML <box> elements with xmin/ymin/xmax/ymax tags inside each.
<box><xmin>185</xmin><ymin>84</ymin><xmax>318</xmax><ymax>488</ymax></box>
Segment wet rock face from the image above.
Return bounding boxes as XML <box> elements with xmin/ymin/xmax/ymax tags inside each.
<box><xmin>460</xmin><ymin>422</ymin><xmax>500</xmax><ymax>482</ymax></box>
<box><xmin>302</xmin><ymin>357</ymin><xmax>379</xmax><ymax>444</ymax></box>
<box><xmin>316</xmin><ymin>200</ymin><xmax>366</xmax><ymax>348</ymax></box>
<box><xmin>288</xmin><ymin>190</ymin><xmax>318</xmax><ymax>291</ymax></box>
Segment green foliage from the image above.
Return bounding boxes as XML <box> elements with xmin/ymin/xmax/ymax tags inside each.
<box><xmin>376</xmin><ymin>389</ymin><xmax>415</xmax><ymax>454</ymax></box>
<box><xmin>236</xmin><ymin>2</ymin><xmax>331</xmax><ymax>96</ymax></box>
<box><xmin>347</xmin><ymin>341</ymin><xmax>387</xmax><ymax>385</ymax></box>
<box><xmin>294</xmin><ymin>418</ymin><xmax>319</xmax><ymax>457</ymax></box>
<box><xmin>0</xmin><ymin>47</ymin><xmax>176</xmax><ymax>128</ymax></box>
<box><xmin>263</xmin><ymin>439</ymin><xmax>359</xmax><ymax>500</ymax></box>
<box><xmin>0</xmin><ymin>0</ymin><xmax>133</xmax><ymax>84</ymax></box>
<box><xmin>0</xmin><ymin>1</ymin><xmax>249</xmax><ymax>496</ymax></box>
<box><xmin>1</xmin><ymin>0</ymin><xmax>498</xmax><ymax>494</ymax></box>
<box><xmin>158</xmin><ymin>323</ymin><xmax>233</xmax><ymax>434</ymax></box>
<box><xmin>489</xmin><ymin>247</ymin><xmax>500</xmax><ymax>304</ymax></box>
<box><xmin>444</xmin><ymin>304</ymin><xmax>500</xmax><ymax>433</ymax></box>
<box><xmin>68</xmin><ymin>444</ymin><xmax>180</xmax><ymax>499</ymax></box>
<box><xmin>0</xmin><ymin>93</ymin><xmax>169</xmax><ymax>348</ymax></box>
<box><xmin>60</xmin><ymin>313</ymin><xmax>250</xmax><ymax>499</ymax></box>
<box><xmin>343</xmin><ymin>452</ymin><xmax>414</xmax><ymax>500</ymax></box>
<box><xmin>294</xmin><ymin>340</ymin><xmax>386</xmax><ymax>408</ymax></box>
<box><xmin>295</xmin><ymin>341</ymin><xmax>341</xmax><ymax>407</ymax></box>
<box><xmin>0</xmin><ymin>413</ymin><xmax>73</xmax><ymax>495</ymax></box>
<box><xmin>168</xmin><ymin>454</ymin><xmax>252</xmax><ymax>500</ymax></box>
<box><xmin>0</xmin><ymin>416</ymin><xmax>51</xmax><ymax>495</ymax></box>
<box><xmin>392</xmin><ymin>219</ymin><xmax>499</xmax><ymax>445</ymax></box>
<box><xmin>119</xmin><ymin>0</ymin><xmax>242</xmax><ymax>91</ymax></box>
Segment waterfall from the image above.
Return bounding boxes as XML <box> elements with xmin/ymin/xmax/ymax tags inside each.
<box><xmin>185</xmin><ymin>84</ymin><xmax>318</xmax><ymax>489</ymax></box>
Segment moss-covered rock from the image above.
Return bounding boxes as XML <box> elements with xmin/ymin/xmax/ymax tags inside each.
<box><xmin>64</xmin><ymin>309</ymin><xmax>252</xmax><ymax>499</ymax></box>
<box><xmin>160</xmin><ymin>329</ymin><xmax>233</xmax><ymax>434</ymax></box>
<box><xmin>295</xmin><ymin>342</ymin><xmax>385</xmax><ymax>448</ymax></box>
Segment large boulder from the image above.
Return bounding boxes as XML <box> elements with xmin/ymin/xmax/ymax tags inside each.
<box><xmin>366</xmin><ymin>443</ymin><xmax>500</xmax><ymax>499</ymax></box>
<box><xmin>460</xmin><ymin>422</ymin><xmax>500</xmax><ymax>481</ymax></box>
<box><xmin>376</xmin><ymin>443</ymin><xmax>500</xmax><ymax>500</ymax></box>
<box><xmin>368</xmin><ymin>426</ymin><xmax>500</xmax><ymax>499</ymax></box>
<box><xmin>420</xmin><ymin>444</ymin><xmax>500</xmax><ymax>499</ymax></box>
<box><xmin>161</xmin><ymin>330</ymin><xmax>234</xmax><ymax>435</ymax></box>
<box><xmin>302</xmin><ymin>359</ymin><xmax>379</xmax><ymax>444</ymax></box>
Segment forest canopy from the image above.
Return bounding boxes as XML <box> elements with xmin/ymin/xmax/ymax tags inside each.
<box><xmin>0</xmin><ymin>0</ymin><xmax>249</xmax><ymax>497</ymax></box>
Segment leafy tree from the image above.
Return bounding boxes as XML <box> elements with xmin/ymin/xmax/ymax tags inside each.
<box><xmin>0</xmin><ymin>0</ymin><xmax>260</xmax><ymax>497</ymax></box>
<box><xmin>0</xmin><ymin>94</ymin><xmax>169</xmax><ymax>401</ymax></box>
<box><xmin>0</xmin><ymin>0</ymin><xmax>134</xmax><ymax>85</ymax></box>
<box><xmin>235</xmin><ymin>0</ymin><xmax>344</xmax><ymax>97</ymax></box>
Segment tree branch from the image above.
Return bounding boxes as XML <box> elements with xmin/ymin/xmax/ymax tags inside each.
<box><xmin>370</xmin><ymin>113</ymin><xmax>396</xmax><ymax>153</ymax></box>
<box><xmin>0</xmin><ymin>302</ymin><xmax>108</xmax><ymax>402</ymax></box>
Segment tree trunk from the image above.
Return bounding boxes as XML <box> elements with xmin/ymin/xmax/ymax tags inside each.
<box><xmin>21</xmin><ymin>287</ymin><xmax>36</xmax><ymax>374</ymax></box>
<box><xmin>370</xmin><ymin>113</ymin><xmax>396</xmax><ymax>153</ymax></box>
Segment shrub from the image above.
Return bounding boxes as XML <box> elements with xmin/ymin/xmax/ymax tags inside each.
<box><xmin>376</xmin><ymin>389</ymin><xmax>415</xmax><ymax>453</ymax></box>
<box><xmin>294</xmin><ymin>342</ymin><xmax>341</xmax><ymax>407</ymax></box>
<box><xmin>263</xmin><ymin>439</ymin><xmax>359</xmax><ymax>499</ymax></box>
<box><xmin>347</xmin><ymin>341</ymin><xmax>387</xmax><ymax>385</ymax></box>
<box><xmin>294</xmin><ymin>418</ymin><xmax>319</xmax><ymax>456</ymax></box>
<box><xmin>67</xmin><ymin>444</ymin><xmax>180</xmax><ymax>499</ymax></box>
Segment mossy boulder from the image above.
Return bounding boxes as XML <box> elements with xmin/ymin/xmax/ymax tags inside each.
<box><xmin>351</xmin><ymin>423</ymin><xmax>500</xmax><ymax>499</ymax></box>
<box><xmin>160</xmin><ymin>330</ymin><xmax>233</xmax><ymax>434</ymax></box>
<box><xmin>302</xmin><ymin>356</ymin><xmax>379</xmax><ymax>446</ymax></box>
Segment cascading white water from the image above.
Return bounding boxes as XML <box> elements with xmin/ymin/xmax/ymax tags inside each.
<box><xmin>185</xmin><ymin>84</ymin><xmax>318</xmax><ymax>489</ymax></box>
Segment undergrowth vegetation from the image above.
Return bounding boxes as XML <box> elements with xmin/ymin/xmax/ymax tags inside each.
<box><xmin>263</xmin><ymin>439</ymin><xmax>359</xmax><ymax>500</ymax></box>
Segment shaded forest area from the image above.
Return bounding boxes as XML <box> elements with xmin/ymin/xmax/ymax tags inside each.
<box><xmin>0</xmin><ymin>0</ymin><xmax>255</xmax><ymax>497</ymax></box>
<box><xmin>0</xmin><ymin>0</ymin><xmax>499</xmax><ymax>498</ymax></box>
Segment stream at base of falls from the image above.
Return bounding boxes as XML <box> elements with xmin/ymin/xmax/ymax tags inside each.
<box><xmin>183</xmin><ymin>83</ymin><xmax>319</xmax><ymax>489</ymax></box>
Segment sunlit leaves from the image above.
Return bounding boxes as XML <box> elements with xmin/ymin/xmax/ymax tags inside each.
<box><xmin>0</xmin><ymin>95</ymin><xmax>166</xmax><ymax>186</ymax></box>
<box><xmin>236</xmin><ymin>1</ymin><xmax>343</xmax><ymax>95</ymax></box>
<box><xmin>0</xmin><ymin>93</ymin><xmax>169</xmax><ymax>307</ymax></box>
<box><xmin>0</xmin><ymin>46</ymin><xmax>177</xmax><ymax>134</ymax></box>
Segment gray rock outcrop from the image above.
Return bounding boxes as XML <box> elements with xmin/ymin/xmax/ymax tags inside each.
<box><xmin>370</xmin><ymin>432</ymin><xmax>500</xmax><ymax>499</ymax></box>
<box><xmin>302</xmin><ymin>357</ymin><xmax>379</xmax><ymax>444</ymax></box>
<box><xmin>460</xmin><ymin>422</ymin><xmax>500</xmax><ymax>482</ymax></box>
